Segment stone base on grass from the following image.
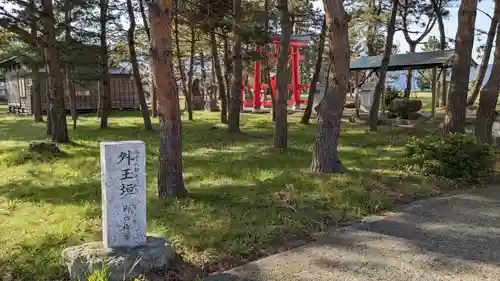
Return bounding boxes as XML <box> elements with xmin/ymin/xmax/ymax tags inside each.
<box><xmin>61</xmin><ymin>236</ymin><xmax>174</xmax><ymax>281</ymax></box>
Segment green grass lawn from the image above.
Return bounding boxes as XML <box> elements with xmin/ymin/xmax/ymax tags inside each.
<box><xmin>0</xmin><ymin>104</ymin><xmax>452</xmax><ymax>280</ymax></box>
<box><xmin>408</xmin><ymin>91</ymin><xmax>500</xmax><ymax>113</ymax></box>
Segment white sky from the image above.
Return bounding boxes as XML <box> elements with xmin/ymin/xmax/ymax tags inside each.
<box><xmin>313</xmin><ymin>0</ymin><xmax>495</xmax><ymax>62</ymax></box>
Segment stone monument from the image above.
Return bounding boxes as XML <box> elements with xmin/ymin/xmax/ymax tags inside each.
<box><xmin>191</xmin><ymin>79</ymin><xmax>205</xmax><ymax>111</ymax></box>
<box><xmin>61</xmin><ymin>141</ymin><xmax>174</xmax><ymax>281</ymax></box>
<box><xmin>101</xmin><ymin>141</ymin><xmax>147</xmax><ymax>248</ymax></box>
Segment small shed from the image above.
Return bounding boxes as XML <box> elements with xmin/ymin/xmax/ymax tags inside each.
<box><xmin>349</xmin><ymin>50</ymin><xmax>478</xmax><ymax>117</ymax></box>
<box><xmin>0</xmin><ymin>81</ymin><xmax>6</xmax><ymax>101</ymax></box>
<box><xmin>0</xmin><ymin>48</ymin><xmax>140</xmax><ymax>114</ymax></box>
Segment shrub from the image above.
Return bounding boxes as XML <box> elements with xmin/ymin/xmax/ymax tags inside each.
<box><xmin>384</xmin><ymin>86</ymin><xmax>404</xmax><ymax>106</ymax></box>
<box><xmin>404</xmin><ymin>133</ymin><xmax>495</xmax><ymax>183</ymax></box>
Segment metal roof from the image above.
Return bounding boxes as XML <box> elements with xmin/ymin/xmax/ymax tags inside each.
<box><xmin>350</xmin><ymin>50</ymin><xmax>478</xmax><ymax>71</ymax></box>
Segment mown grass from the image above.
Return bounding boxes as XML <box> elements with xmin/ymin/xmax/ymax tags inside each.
<box><xmin>0</xmin><ymin>103</ymin><xmax>451</xmax><ymax>280</ymax></box>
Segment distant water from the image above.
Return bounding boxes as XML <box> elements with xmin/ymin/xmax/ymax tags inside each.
<box><xmin>388</xmin><ymin>64</ymin><xmax>493</xmax><ymax>91</ymax></box>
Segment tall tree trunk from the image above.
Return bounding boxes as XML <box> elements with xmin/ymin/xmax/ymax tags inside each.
<box><xmin>64</xmin><ymin>0</ymin><xmax>77</xmax><ymax>130</ymax></box>
<box><xmin>366</xmin><ymin>0</ymin><xmax>381</xmax><ymax>56</ymax></box>
<box><xmin>175</xmin><ymin>11</ymin><xmax>193</xmax><ymax>120</ymax></box>
<box><xmin>311</xmin><ymin>0</ymin><xmax>349</xmax><ymax>173</ymax></box>
<box><xmin>403</xmin><ymin>43</ymin><xmax>417</xmax><ymax>99</ymax></box>
<box><xmin>445</xmin><ymin>0</ymin><xmax>478</xmax><ymax>133</ymax></box>
<box><xmin>476</xmin><ymin>9</ymin><xmax>500</xmax><ymax>144</ymax></box>
<box><xmin>274</xmin><ymin>0</ymin><xmax>292</xmax><ymax>149</ymax></box>
<box><xmin>29</xmin><ymin>0</ymin><xmax>42</xmax><ymax>122</ymax></box>
<box><xmin>301</xmin><ymin>17</ymin><xmax>326</xmax><ymax>124</ymax></box>
<box><xmin>223</xmin><ymin>35</ymin><xmax>232</xmax><ymax>114</ymax></box>
<box><xmin>401</xmin><ymin>0</ymin><xmax>436</xmax><ymax>99</ymax></box>
<box><xmin>41</xmin><ymin>0</ymin><xmax>69</xmax><ymax>143</ymax></box>
<box><xmin>151</xmin><ymin>82</ymin><xmax>158</xmax><ymax>117</ymax></box>
<box><xmin>467</xmin><ymin>1</ymin><xmax>500</xmax><ymax>106</ymax></box>
<box><xmin>139</xmin><ymin>0</ymin><xmax>155</xmax><ymax>118</ymax></box>
<box><xmin>149</xmin><ymin>0</ymin><xmax>188</xmax><ymax>198</ymax></box>
<box><xmin>99</xmin><ymin>0</ymin><xmax>111</xmax><ymax>129</ymax></box>
<box><xmin>127</xmin><ymin>0</ymin><xmax>152</xmax><ymax>131</ymax></box>
<box><xmin>264</xmin><ymin>0</ymin><xmax>276</xmax><ymax>122</ymax></box>
<box><xmin>138</xmin><ymin>0</ymin><xmax>150</xmax><ymax>41</ymax></box>
<box><xmin>187</xmin><ymin>29</ymin><xmax>196</xmax><ymax>115</ymax></box>
<box><xmin>210</xmin><ymin>32</ymin><xmax>227</xmax><ymax>123</ymax></box>
<box><xmin>44</xmin><ymin>57</ymin><xmax>52</xmax><ymax>135</ymax></box>
<box><xmin>228</xmin><ymin>0</ymin><xmax>243</xmax><ymax>133</ymax></box>
<box><xmin>200</xmin><ymin>51</ymin><xmax>208</xmax><ymax>102</ymax></box>
<box><xmin>369</xmin><ymin>0</ymin><xmax>398</xmax><ymax>131</ymax></box>
<box><xmin>431</xmin><ymin>0</ymin><xmax>448</xmax><ymax>107</ymax></box>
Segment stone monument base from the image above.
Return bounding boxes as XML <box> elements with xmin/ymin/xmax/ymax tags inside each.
<box><xmin>61</xmin><ymin>236</ymin><xmax>174</xmax><ymax>281</ymax></box>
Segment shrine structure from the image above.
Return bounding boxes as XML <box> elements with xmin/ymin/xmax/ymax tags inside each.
<box><xmin>241</xmin><ymin>34</ymin><xmax>312</xmax><ymax>110</ymax></box>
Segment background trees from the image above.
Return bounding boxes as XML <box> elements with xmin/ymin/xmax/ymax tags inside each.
<box><xmin>0</xmin><ymin>0</ymin><xmax>495</xmax><ymax>191</ymax></box>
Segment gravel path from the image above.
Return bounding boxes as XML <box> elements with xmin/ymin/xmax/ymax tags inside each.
<box><xmin>203</xmin><ymin>186</ymin><xmax>500</xmax><ymax>281</ymax></box>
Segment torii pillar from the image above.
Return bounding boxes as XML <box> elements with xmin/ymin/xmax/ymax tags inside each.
<box><xmin>253</xmin><ymin>45</ymin><xmax>263</xmax><ymax>110</ymax></box>
<box><xmin>291</xmin><ymin>45</ymin><xmax>301</xmax><ymax>110</ymax></box>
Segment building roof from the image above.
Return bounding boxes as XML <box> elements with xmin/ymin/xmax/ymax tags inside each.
<box><xmin>0</xmin><ymin>56</ymin><xmax>24</xmax><ymax>69</ymax></box>
<box><xmin>270</xmin><ymin>34</ymin><xmax>313</xmax><ymax>42</ymax></box>
<box><xmin>350</xmin><ymin>50</ymin><xmax>478</xmax><ymax>71</ymax></box>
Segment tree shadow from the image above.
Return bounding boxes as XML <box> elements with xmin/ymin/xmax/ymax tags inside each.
<box><xmin>1</xmin><ymin>107</ymin><xmax>463</xmax><ymax>280</ymax></box>
<box><xmin>0</xmin><ymin>232</ymin><xmax>83</xmax><ymax>281</ymax></box>
<box><xmin>0</xmin><ymin>179</ymin><xmax>100</xmax><ymax>205</ymax></box>
<box><xmin>202</xmin><ymin>187</ymin><xmax>500</xmax><ymax>281</ymax></box>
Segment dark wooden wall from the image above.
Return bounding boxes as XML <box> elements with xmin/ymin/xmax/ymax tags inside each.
<box><xmin>6</xmin><ymin>70</ymin><xmax>140</xmax><ymax>114</ymax></box>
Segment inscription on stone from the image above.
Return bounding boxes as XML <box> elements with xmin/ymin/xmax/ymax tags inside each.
<box><xmin>100</xmin><ymin>141</ymin><xmax>147</xmax><ymax>248</ymax></box>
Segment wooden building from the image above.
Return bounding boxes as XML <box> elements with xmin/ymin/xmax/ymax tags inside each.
<box><xmin>0</xmin><ymin>48</ymin><xmax>140</xmax><ymax>114</ymax></box>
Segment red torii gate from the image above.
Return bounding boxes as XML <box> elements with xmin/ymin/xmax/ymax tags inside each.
<box><xmin>242</xmin><ymin>34</ymin><xmax>312</xmax><ymax>110</ymax></box>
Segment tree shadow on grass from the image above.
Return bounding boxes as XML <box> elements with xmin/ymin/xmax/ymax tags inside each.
<box><xmin>0</xmin><ymin>118</ymin><xmax>49</xmax><ymax>142</ymax></box>
<box><xmin>0</xmin><ymin>232</ymin><xmax>82</xmax><ymax>281</ymax></box>
<box><xmin>0</xmin><ymin>179</ymin><xmax>100</xmax><ymax>205</ymax></box>
<box><xmin>202</xmin><ymin>187</ymin><xmax>500</xmax><ymax>281</ymax></box>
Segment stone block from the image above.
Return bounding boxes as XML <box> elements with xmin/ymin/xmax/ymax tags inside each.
<box><xmin>61</xmin><ymin>236</ymin><xmax>174</xmax><ymax>281</ymax></box>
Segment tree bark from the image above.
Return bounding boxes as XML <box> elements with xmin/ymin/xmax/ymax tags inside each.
<box><xmin>127</xmin><ymin>0</ymin><xmax>152</xmax><ymax>131</ymax></box>
<box><xmin>29</xmin><ymin>0</ymin><xmax>42</xmax><ymax>122</ymax></box>
<box><xmin>228</xmin><ymin>0</ymin><xmax>243</xmax><ymax>133</ymax></box>
<box><xmin>149</xmin><ymin>0</ymin><xmax>187</xmax><ymax>198</ymax></box>
<box><xmin>138</xmin><ymin>0</ymin><xmax>150</xmax><ymax>41</ymax></box>
<box><xmin>476</xmin><ymin>7</ymin><xmax>500</xmax><ymax>144</ymax></box>
<box><xmin>369</xmin><ymin>0</ymin><xmax>398</xmax><ymax>131</ymax></box>
<box><xmin>210</xmin><ymin>32</ymin><xmax>227</xmax><ymax>123</ymax></box>
<box><xmin>467</xmin><ymin>1</ymin><xmax>499</xmax><ymax>106</ymax></box>
<box><xmin>223</xmin><ymin>35</ymin><xmax>232</xmax><ymax>114</ymax></box>
<box><xmin>151</xmin><ymin>83</ymin><xmax>158</xmax><ymax>117</ymax></box>
<box><xmin>41</xmin><ymin>0</ymin><xmax>69</xmax><ymax>143</ymax></box>
<box><xmin>401</xmin><ymin>0</ymin><xmax>437</xmax><ymax>99</ymax></box>
<box><xmin>139</xmin><ymin>0</ymin><xmax>155</xmax><ymax>118</ymax></box>
<box><xmin>175</xmin><ymin>11</ymin><xmax>193</xmax><ymax>120</ymax></box>
<box><xmin>445</xmin><ymin>0</ymin><xmax>478</xmax><ymax>134</ymax></box>
<box><xmin>366</xmin><ymin>0</ymin><xmax>382</xmax><ymax>56</ymax></box>
<box><xmin>200</xmin><ymin>51</ymin><xmax>208</xmax><ymax>101</ymax></box>
<box><xmin>311</xmin><ymin>0</ymin><xmax>349</xmax><ymax>173</ymax></box>
<box><xmin>45</xmin><ymin>57</ymin><xmax>52</xmax><ymax>136</ymax></box>
<box><xmin>301</xmin><ymin>17</ymin><xmax>326</xmax><ymax>124</ymax></box>
<box><xmin>99</xmin><ymin>0</ymin><xmax>111</xmax><ymax>129</ymax></box>
<box><xmin>403</xmin><ymin>43</ymin><xmax>416</xmax><ymax>99</ymax></box>
<box><xmin>64</xmin><ymin>0</ymin><xmax>77</xmax><ymax>130</ymax></box>
<box><xmin>264</xmin><ymin>0</ymin><xmax>276</xmax><ymax>122</ymax></box>
<box><xmin>274</xmin><ymin>0</ymin><xmax>292</xmax><ymax>149</ymax></box>
<box><xmin>430</xmin><ymin>0</ymin><xmax>449</xmax><ymax>107</ymax></box>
